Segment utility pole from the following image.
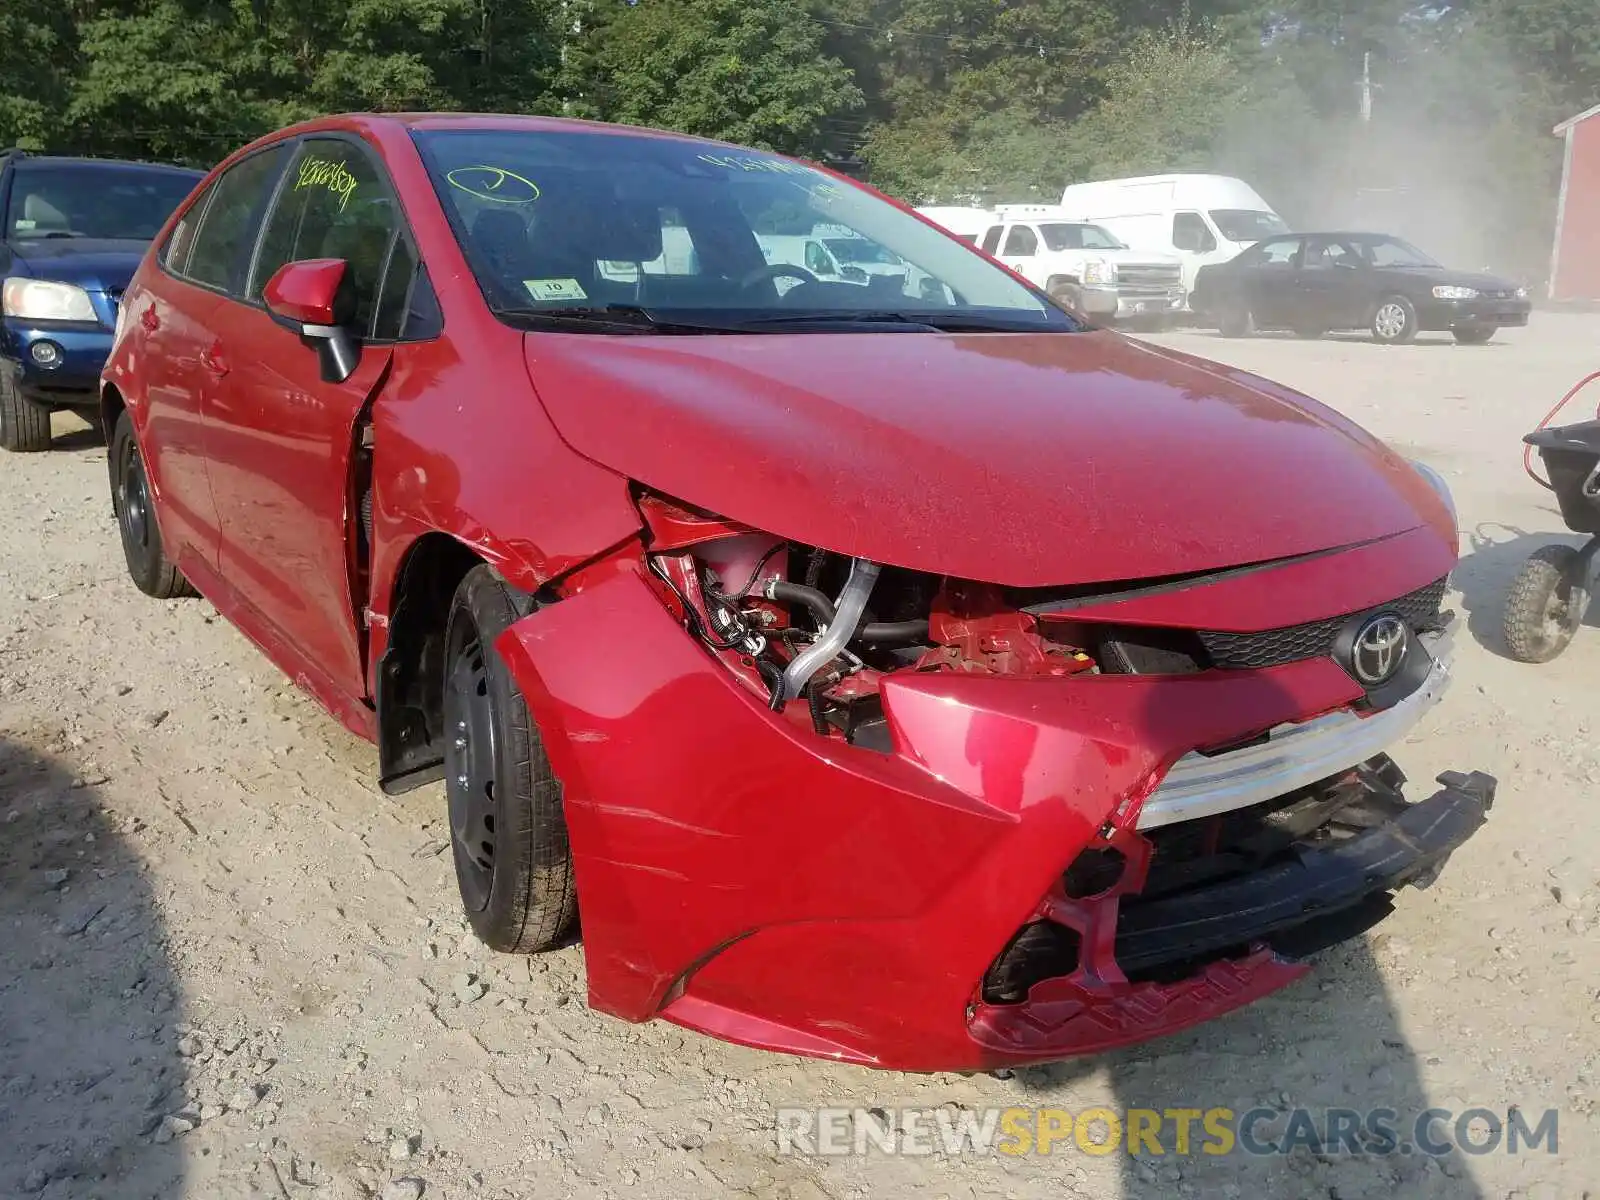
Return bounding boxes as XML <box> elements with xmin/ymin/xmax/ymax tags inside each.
<box><xmin>1359</xmin><ymin>51</ymin><xmax>1373</xmax><ymax>123</ymax></box>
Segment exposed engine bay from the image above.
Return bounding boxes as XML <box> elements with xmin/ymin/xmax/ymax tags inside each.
<box><xmin>635</xmin><ymin>491</ymin><xmax>1451</xmax><ymax>754</ymax></box>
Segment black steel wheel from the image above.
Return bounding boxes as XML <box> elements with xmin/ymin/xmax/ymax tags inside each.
<box><xmin>441</xmin><ymin>565</ymin><xmax>576</xmax><ymax>952</ymax></box>
<box><xmin>1502</xmin><ymin>544</ymin><xmax>1589</xmax><ymax>664</ymax></box>
<box><xmin>109</xmin><ymin>410</ymin><xmax>194</xmax><ymax>598</ymax></box>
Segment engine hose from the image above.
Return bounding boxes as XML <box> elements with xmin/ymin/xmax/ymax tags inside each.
<box><xmin>763</xmin><ymin>581</ymin><xmax>930</xmax><ymax>646</ymax></box>
<box><xmin>854</xmin><ymin>618</ymin><xmax>930</xmax><ymax>645</ymax></box>
<box><xmin>777</xmin><ymin>558</ymin><xmax>882</xmax><ymax>706</ymax></box>
<box><xmin>1525</xmin><ymin>369</ymin><xmax>1600</xmax><ymax>490</ymax></box>
<box><xmin>767</xmin><ymin>581</ymin><xmax>835</xmax><ymax>626</ymax></box>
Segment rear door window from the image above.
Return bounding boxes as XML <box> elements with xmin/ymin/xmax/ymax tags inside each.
<box><xmin>180</xmin><ymin>147</ymin><xmax>291</xmax><ymax>295</ymax></box>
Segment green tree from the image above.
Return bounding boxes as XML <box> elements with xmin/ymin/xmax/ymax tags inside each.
<box><xmin>0</xmin><ymin>0</ymin><xmax>75</xmax><ymax>148</ymax></box>
<box><xmin>576</xmin><ymin>0</ymin><xmax>862</xmax><ymax>154</ymax></box>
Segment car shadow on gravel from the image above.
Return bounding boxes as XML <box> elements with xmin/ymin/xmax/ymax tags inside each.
<box><xmin>1457</xmin><ymin>522</ymin><xmax>1600</xmax><ymax>658</ymax></box>
<box><xmin>1009</xmin><ymin>938</ymin><xmax>1482</xmax><ymax>1198</ymax></box>
<box><xmin>0</xmin><ymin>738</ymin><xmax>187</xmax><ymax>1198</ymax></box>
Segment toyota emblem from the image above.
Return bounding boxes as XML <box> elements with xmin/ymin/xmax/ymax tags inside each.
<box><xmin>1351</xmin><ymin>614</ymin><xmax>1409</xmax><ymax>686</ymax></box>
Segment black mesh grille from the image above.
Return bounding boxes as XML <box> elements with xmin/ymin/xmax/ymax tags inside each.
<box><xmin>1198</xmin><ymin>577</ymin><xmax>1448</xmax><ymax>670</ymax></box>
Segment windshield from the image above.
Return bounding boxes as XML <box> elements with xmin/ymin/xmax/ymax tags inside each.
<box><xmin>414</xmin><ymin>129</ymin><xmax>1069</xmax><ymax>332</ymax></box>
<box><xmin>5</xmin><ymin>164</ymin><xmax>200</xmax><ymax>242</ymax></box>
<box><xmin>1039</xmin><ymin>223</ymin><xmax>1124</xmax><ymax>251</ymax></box>
<box><xmin>1355</xmin><ymin>236</ymin><xmax>1440</xmax><ymax>269</ymax></box>
<box><xmin>1209</xmin><ymin>209</ymin><xmax>1289</xmax><ymax>244</ymax></box>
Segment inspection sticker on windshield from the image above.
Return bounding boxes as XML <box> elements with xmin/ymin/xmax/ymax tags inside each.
<box><xmin>524</xmin><ymin>278</ymin><xmax>588</xmax><ymax>302</ymax></box>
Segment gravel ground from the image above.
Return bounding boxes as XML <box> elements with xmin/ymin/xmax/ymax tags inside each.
<box><xmin>1</xmin><ymin>316</ymin><xmax>1597</xmax><ymax>1199</ymax></box>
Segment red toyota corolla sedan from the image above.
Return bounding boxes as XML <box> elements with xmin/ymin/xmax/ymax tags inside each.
<box><xmin>102</xmin><ymin>113</ymin><xmax>1494</xmax><ymax>1072</ymax></box>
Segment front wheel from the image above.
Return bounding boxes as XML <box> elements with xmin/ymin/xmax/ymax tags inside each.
<box><xmin>1219</xmin><ymin>306</ymin><xmax>1255</xmax><ymax>338</ymax></box>
<box><xmin>109</xmin><ymin>410</ymin><xmax>195</xmax><ymax>598</ymax></box>
<box><xmin>442</xmin><ymin>565</ymin><xmax>576</xmax><ymax>953</ymax></box>
<box><xmin>1502</xmin><ymin>544</ymin><xmax>1589</xmax><ymax>663</ymax></box>
<box><xmin>1453</xmin><ymin>323</ymin><xmax>1496</xmax><ymax>345</ymax></box>
<box><xmin>0</xmin><ymin>370</ymin><xmax>52</xmax><ymax>452</ymax></box>
<box><xmin>1048</xmin><ymin>283</ymin><xmax>1084</xmax><ymax>314</ymax></box>
<box><xmin>1371</xmin><ymin>295</ymin><xmax>1418</xmax><ymax>344</ymax></box>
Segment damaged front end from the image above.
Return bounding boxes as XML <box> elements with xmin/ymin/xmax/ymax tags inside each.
<box><xmin>494</xmin><ymin>491</ymin><xmax>1493</xmax><ymax>1071</ymax></box>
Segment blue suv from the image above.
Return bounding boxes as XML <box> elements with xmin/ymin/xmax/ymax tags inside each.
<box><xmin>0</xmin><ymin>150</ymin><xmax>203</xmax><ymax>451</ymax></box>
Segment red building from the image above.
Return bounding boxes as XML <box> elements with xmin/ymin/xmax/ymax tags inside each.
<box><xmin>1551</xmin><ymin>103</ymin><xmax>1600</xmax><ymax>302</ymax></box>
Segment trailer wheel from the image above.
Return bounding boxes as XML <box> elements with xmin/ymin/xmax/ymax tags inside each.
<box><xmin>1502</xmin><ymin>544</ymin><xmax>1589</xmax><ymax>663</ymax></box>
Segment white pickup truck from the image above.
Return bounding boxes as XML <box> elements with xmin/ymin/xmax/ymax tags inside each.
<box><xmin>977</xmin><ymin>205</ymin><xmax>1186</xmax><ymax>323</ymax></box>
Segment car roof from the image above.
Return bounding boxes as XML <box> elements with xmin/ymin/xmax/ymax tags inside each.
<box><xmin>6</xmin><ymin>153</ymin><xmax>203</xmax><ymax>176</ymax></box>
<box><xmin>276</xmin><ymin>111</ymin><xmax>752</xmax><ymax>151</ymax></box>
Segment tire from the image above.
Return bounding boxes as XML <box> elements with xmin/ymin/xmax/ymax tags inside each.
<box><xmin>1453</xmin><ymin>323</ymin><xmax>1496</xmax><ymax>345</ymax></box>
<box><xmin>1048</xmin><ymin>283</ymin><xmax>1083</xmax><ymax>313</ymax></box>
<box><xmin>443</xmin><ymin>564</ymin><xmax>576</xmax><ymax>953</ymax></box>
<box><xmin>1371</xmin><ymin>295</ymin><xmax>1418</xmax><ymax>344</ymax></box>
<box><xmin>0</xmin><ymin>368</ymin><xmax>52</xmax><ymax>452</ymax></box>
<box><xmin>1502</xmin><ymin>544</ymin><xmax>1589</xmax><ymax>664</ymax></box>
<box><xmin>1219</xmin><ymin>306</ymin><xmax>1255</xmax><ymax>338</ymax></box>
<box><xmin>109</xmin><ymin>410</ymin><xmax>195</xmax><ymax>599</ymax></box>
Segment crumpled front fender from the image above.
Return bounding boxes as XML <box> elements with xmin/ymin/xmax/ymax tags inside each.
<box><xmin>494</xmin><ymin>570</ymin><xmax>1366</xmax><ymax>1070</ymax></box>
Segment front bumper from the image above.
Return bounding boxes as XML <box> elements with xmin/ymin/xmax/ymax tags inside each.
<box><xmin>1416</xmin><ymin>297</ymin><xmax>1532</xmax><ymax>331</ymax></box>
<box><xmin>1078</xmin><ymin>284</ymin><xmax>1187</xmax><ymax>319</ymax></box>
<box><xmin>495</xmin><ymin>573</ymin><xmax>1488</xmax><ymax>1072</ymax></box>
<box><xmin>1</xmin><ymin>317</ymin><xmax>112</xmax><ymax>408</ymax></box>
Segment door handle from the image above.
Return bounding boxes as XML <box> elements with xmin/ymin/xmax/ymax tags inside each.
<box><xmin>140</xmin><ymin>305</ymin><xmax>159</xmax><ymax>332</ymax></box>
<box><xmin>200</xmin><ymin>342</ymin><xmax>230</xmax><ymax>379</ymax></box>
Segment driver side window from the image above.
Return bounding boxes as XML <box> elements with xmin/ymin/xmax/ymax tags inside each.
<box><xmin>250</xmin><ymin>139</ymin><xmax>401</xmax><ymax>336</ymax></box>
<box><xmin>1173</xmin><ymin>212</ymin><xmax>1218</xmax><ymax>254</ymax></box>
<box><xmin>1002</xmin><ymin>225</ymin><xmax>1038</xmax><ymax>256</ymax></box>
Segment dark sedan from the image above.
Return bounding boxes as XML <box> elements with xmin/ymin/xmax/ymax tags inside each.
<box><xmin>1191</xmin><ymin>232</ymin><xmax>1532</xmax><ymax>345</ymax></box>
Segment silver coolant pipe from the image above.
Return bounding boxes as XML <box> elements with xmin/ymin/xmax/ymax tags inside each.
<box><xmin>777</xmin><ymin>557</ymin><xmax>882</xmax><ymax>707</ymax></box>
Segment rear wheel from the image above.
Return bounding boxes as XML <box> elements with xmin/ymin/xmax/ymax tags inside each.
<box><xmin>443</xmin><ymin>565</ymin><xmax>576</xmax><ymax>953</ymax></box>
<box><xmin>109</xmin><ymin>410</ymin><xmax>195</xmax><ymax>599</ymax></box>
<box><xmin>0</xmin><ymin>370</ymin><xmax>52</xmax><ymax>452</ymax></box>
<box><xmin>1371</xmin><ymin>295</ymin><xmax>1418</xmax><ymax>344</ymax></box>
<box><xmin>1453</xmin><ymin>323</ymin><xmax>1496</xmax><ymax>345</ymax></box>
<box><xmin>1502</xmin><ymin>544</ymin><xmax>1588</xmax><ymax>663</ymax></box>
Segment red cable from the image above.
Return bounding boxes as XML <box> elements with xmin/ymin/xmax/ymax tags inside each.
<box><xmin>1525</xmin><ymin>370</ymin><xmax>1600</xmax><ymax>489</ymax></box>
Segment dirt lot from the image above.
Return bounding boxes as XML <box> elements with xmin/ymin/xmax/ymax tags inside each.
<box><xmin>2</xmin><ymin>316</ymin><xmax>1597</xmax><ymax>1200</ymax></box>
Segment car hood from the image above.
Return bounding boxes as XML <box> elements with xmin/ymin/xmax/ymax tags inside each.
<box><xmin>5</xmin><ymin>238</ymin><xmax>148</xmax><ymax>292</ymax></box>
<box><xmin>523</xmin><ymin>329</ymin><xmax>1449</xmax><ymax>587</ymax></box>
<box><xmin>1382</xmin><ymin>265</ymin><xmax>1522</xmax><ymax>292</ymax></box>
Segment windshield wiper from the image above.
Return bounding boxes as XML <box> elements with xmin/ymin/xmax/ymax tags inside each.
<box><xmin>740</xmin><ymin>310</ymin><xmax>1069</xmax><ymax>333</ymax></box>
<box><xmin>494</xmin><ymin>303</ymin><xmax>739</xmax><ymax>334</ymax></box>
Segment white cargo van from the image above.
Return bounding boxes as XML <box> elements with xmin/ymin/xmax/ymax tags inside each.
<box><xmin>913</xmin><ymin>206</ymin><xmax>993</xmax><ymax>244</ymax></box>
<box><xmin>1057</xmin><ymin>175</ymin><xmax>1289</xmax><ymax>297</ymax></box>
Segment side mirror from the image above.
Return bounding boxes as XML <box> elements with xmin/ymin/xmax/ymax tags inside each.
<box><xmin>263</xmin><ymin>258</ymin><xmax>360</xmax><ymax>384</ymax></box>
<box><xmin>841</xmin><ymin>265</ymin><xmax>868</xmax><ymax>283</ymax></box>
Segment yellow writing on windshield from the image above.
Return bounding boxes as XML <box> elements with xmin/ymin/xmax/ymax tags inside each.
<box><xmin>447</xmin><ymin>166</ymin><xmax>541</xmax><ymax>205</ymax></box>
<box><xmin>296</xmin><ymin>156</ymin><xmax>359</xmax><ymax>212</ymax></box>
